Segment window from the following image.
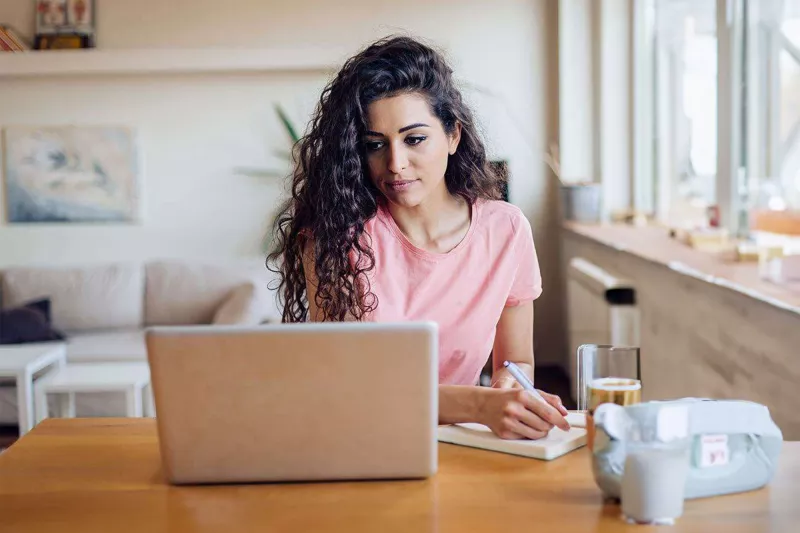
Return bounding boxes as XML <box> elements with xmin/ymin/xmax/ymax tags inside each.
<box><xmin>650</xmin><ymin>0</ymin><xmax>718</xmax><ymax>227</ymax></box>
<box><xmin>745</xmin><ymin>0</ymin><xmax>800</xmax><ymax>228</ymax></box>
<box><xmin>638</xmin><ymin>0</ymin><xmax>800</xmax><ymax>234</ymax></box>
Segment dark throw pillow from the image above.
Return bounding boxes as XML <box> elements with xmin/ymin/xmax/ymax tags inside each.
<box><xmin>0</xmin><ymin>299</ymin><xmax>66</xmax><ymax>345</ymax></box>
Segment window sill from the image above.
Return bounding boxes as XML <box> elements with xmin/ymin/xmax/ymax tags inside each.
<box><xmin>562</xmin><ymin>221</ymin><xmax>800</xmax><ymax>316</ymax></box>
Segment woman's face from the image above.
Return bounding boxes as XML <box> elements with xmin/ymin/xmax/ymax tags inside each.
<box><xmin>363</xmin><ymin>93</ymin><xmax>461</xmax><ymax>208</ymax></box>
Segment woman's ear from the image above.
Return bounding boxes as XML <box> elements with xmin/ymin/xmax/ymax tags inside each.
<box><xmin>448</xmin><ymin>122</ymin><xmax>462</xmax><ymax>155</ymax></box>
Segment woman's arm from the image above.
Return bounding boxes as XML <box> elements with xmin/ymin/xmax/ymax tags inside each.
<box><xmin>478</xmin><ymin>301</ymin><xmax>570</xmax><ymax>438</ymax></box>
<box><xmin>491</xmin><ymin>301</ymin><xmax>536</xmax><ymax>387</ymax></box>
<box><xmin>439</xmin><ymin>302</ymin><xmax>569</xmax><ymax>438</ymax></box>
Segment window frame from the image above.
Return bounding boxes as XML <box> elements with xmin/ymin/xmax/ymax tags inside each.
<box><xmin>632</xmin><ymin>0</ymin><xmax>749</xmax><ymax>233</ymax></box>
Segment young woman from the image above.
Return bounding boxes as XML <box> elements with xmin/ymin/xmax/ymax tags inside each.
<box><xmin>268</xmin><ymin>35</ymin><xmax>570</xmax><ymax>439</ymax></box>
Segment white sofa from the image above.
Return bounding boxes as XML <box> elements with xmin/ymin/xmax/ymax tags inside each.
<box><xmin>0</xmin><ymin>259</ymin><xmax>283</xmax><ymax>423</ymax></box>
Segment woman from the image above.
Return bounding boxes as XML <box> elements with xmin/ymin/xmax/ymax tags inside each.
<box><xmin>268</xmin><ymin>35</ymin><xmax>570</xmax><ymax>439</ymax></box>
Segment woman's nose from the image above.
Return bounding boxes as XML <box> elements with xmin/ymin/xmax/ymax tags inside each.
<box><xmin>387</xmin><ymin>144</ymin><xmax>409</xmax><ymax>175</ymax></box>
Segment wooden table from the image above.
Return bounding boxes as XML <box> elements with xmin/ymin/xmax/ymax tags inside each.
<box><xmin>0</xmin><ymin>419</ymin><xmax>797</xmax><ymax>532</ymax></box>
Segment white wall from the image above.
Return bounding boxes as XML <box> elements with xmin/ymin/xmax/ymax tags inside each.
<box><xmin>1</xmin><ymin>0</ymin><xmax>566</xmax><ymax>363</ymax></box>
<box><xmin>0</xmin><ymin>73</ymin><xmax>325</xmax><ymax>265</ymax></box>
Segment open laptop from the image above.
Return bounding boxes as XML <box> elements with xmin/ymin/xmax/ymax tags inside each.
<box><xmin>145</xmin><ymin>321</ymin><xmax>438</xmax><ymax>485</ymax></box>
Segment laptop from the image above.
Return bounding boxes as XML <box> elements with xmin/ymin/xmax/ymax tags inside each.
<box><xmin>145</xmin><ymin>321</ymin><xmax>438</xmax><ymax>485</ymax></box>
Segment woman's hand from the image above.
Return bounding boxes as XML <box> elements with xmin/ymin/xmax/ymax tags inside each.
<box><xmin>491</xmin><ymin>371</ymin><xmax>569</xmax><ymax>417</ymax></box>
<box><xmin>478</xmin><ymin>386</ymin><xmax>570</xmax><ymax>440</ymax></box>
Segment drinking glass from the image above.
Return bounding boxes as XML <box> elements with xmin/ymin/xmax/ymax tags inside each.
<box><xmin>619</xmin><ymin>403</ymin><xmax>691</xmax><ymax>525</ymax></box>
<box><xmin>576</xmin><ymin>344</ymin><xmax>641</xmax><ymax>413</ymax></box>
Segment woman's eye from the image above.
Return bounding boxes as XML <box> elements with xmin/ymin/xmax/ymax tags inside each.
<box><xmin>406</xmin><ymin>136</ymin><xmax>426</xmax><ymax>146</ymax></box>
<box><xmin>365</xmin><ymin>141</ymin><xmax>384</xmax><ymax>152</ymax></box>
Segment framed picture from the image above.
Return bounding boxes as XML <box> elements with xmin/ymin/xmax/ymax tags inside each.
<box><xmin>67</xmin><ymin>0</ymin><xmax>94</xmax><ymax>34</ymax></box>
<box><xmin>2</xmin><ymin>125</ymin><xmax>140</xmax><ymax>224</ymax></box>
<box><xmin>35</xmin><ymin>0</ymin><xmax>95</xmax><ymax>46</ymax></box>
<box><xmin>35</xmin><ymin>0</ymin><xmax>69</xmax><ymax>34</ymax></box>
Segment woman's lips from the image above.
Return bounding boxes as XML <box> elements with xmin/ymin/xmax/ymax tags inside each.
<box><xmin>386</xmin><ymin>180</ymin><xmax>417</xmax><ymax>192</ymax></box>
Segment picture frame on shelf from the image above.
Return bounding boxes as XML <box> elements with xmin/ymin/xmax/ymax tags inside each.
<box><xmin>35</xmin><ymin>0</ymin><xmax>68</xmax><ymax>34</ymax></box>
<box><xmin>34</xmin><ymin>0</ymin><xmax>95</xmax><ymax>49</ymax></box>
<box><xmin>66</xmin><ymin>0</ymin><xmax>93</xmax><ymax>33</ymax></box>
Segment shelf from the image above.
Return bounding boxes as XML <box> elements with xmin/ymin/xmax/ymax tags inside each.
<box><xmin>0</xmin><ymin>47</ymin><xmax>347</xmax><ymax>78</ymax></box>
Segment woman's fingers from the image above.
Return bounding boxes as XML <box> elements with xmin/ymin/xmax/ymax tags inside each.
<box><xmin>539</xmin><ymin>390</ymin><xmax>569</xmax><ymax>416</ymax></box>
<box><xmin>498</xmin><ymin>416</ymin><xmax>549</xmax><ymax>440</ymax></box>
<box><xmin>506</xmin><ymin>398</ymin><xmax>553</xmax><ymax>433</ymax></box>
<box><xmin>520</xmin><ymin>392</ymin><xmax>571</xmax><ymax>431</ymax></box>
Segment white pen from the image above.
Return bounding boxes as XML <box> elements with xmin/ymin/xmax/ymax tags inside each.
<box><xmin>502</xmin><ymin>361</ymin><xmax>547</xmax><ymax>403</ymax></box>
<box><xmin>503</xmin><ymin>361</ymin><xmax>571</xmax><ymax>430</ymax></box>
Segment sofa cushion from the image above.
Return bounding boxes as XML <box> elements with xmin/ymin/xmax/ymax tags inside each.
<box><xmin>66</xmin><ymin>329</ymin><xmax>146</xmax><ymax>363</ymax></box>
<box><xmin>212</xmin><ymin>283</ymin><xmax>263</xmax><ymax>326</ymax></box>
<box><xmin>0</xmin><ymin>298</ymin><xmax>65</xmax><ymax>344</ymax></box>
<box><xmin>1</xmin><ymin>263</ymin><xmax>144</xmax><ymax>333</ymax></box>
<box><xmin>145</xmin><ymin>260</ymin><xmax>279</xmax><ymax>325</ymax></box>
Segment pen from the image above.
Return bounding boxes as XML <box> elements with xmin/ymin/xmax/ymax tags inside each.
<box><xmin>503</xmin><ymin>361</ymin><xmax>571</xmax><ymax>430</ymax></box>
<box><xmin>502</xmin><ymin>360</ymin><xmax>548</xmax><ymax>404</ymax></box>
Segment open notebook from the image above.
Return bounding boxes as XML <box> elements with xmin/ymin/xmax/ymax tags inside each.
<box><xmin>437</xmin><ymin>420</ymin><xmax>587</xmax><ymax>461</ymax></box>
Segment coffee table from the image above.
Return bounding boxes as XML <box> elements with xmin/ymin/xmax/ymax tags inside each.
<box><xmin>0</xmin><ymin>343</ymin><xmax>66</xmax><ymax>435</ymax></box>
<box><xmin>33</xmin><ymin>362</ymin><xmax>153</xmax><ymax>421</ymax></box>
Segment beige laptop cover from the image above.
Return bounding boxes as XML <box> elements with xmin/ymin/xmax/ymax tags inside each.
<box><xmin>146</xmin><ymin>322</ymin><xmax>438</xmax><ymax>485</ymax></box>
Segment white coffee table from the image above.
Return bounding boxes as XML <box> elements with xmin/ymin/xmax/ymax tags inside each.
<box><xmin>0</xmin><ymin>343</ymin><xmax>67</xmax><ymax>435</ymax></box>
<box><xmin>34</xmin><ymin>362</ymin><xmax>153</xmax><ymax>422</ymax></box>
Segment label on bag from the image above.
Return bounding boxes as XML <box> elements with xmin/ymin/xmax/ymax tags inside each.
<box><xmin>700</xmin><ymin>434</ymin><xmax>729</xmax><ymax>468</ymax></box>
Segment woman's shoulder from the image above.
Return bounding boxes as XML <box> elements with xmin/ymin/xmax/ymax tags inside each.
<box><xmin>475</xmin><ymin>199</ymin><xmax>531</xmax><ymax>236</ymax></box>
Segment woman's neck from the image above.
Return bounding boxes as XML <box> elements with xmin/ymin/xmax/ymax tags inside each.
<box><xmin>386</xmin><ymin>186</ymin><xmax>471</xmax><ymax>253</ymax></box>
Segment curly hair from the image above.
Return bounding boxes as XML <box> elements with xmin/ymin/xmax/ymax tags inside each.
<box><xmin>267</xmin><ymin>35</ymin><xmax>504</xmax><ymax>322</ymax></box>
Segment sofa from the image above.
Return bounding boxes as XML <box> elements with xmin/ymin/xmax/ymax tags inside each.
<box><xmin>0</xmin><ymin>259</ymin><xmax>283</xmax><ymax>423</ymax></box>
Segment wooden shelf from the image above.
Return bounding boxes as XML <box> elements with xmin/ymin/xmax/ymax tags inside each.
<box><xmin>0</xmin><ymin>47</ymin><xmax>346</xmax><ymax>78</ymax></box>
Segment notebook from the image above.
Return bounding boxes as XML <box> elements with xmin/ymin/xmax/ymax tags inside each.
<box><xmin>437</xmin><ymin>422</ymin><xmax>587</xmax><ymax>460</ymax></box>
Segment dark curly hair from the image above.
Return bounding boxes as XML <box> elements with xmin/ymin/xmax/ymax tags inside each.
<box><xmin>267</xmin><ymin>35</ymin><xmax>504</xmax><ymax>322</ymax></box>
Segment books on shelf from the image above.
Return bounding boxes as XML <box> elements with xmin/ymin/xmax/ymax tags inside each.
<box><xmin>0</xmin><ymin>25</ymin><xmax>31</xmax><ymax>52</ymax></box>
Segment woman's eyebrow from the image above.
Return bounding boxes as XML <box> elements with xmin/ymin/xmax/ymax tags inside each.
<box><xmin>365</xmin><ymin>123</ymin><xmax>430</xmax><ymax>137</ymax></box>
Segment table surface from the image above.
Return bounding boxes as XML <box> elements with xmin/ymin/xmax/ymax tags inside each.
<box><xmin>0</xmin><ymin>419</ymin><xmax>797</xmax><ymax>533</ymax></box>
<box><xmin>0</xmin><ymin>342</ymin><xmax>65</xmax><ymax>373</ymax></box>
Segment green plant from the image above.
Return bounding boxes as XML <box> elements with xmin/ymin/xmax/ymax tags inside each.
<box><xmin>254</xmin><ymin>104</ymin><xmax>302</xmax><ymax>253</ymax></box>
<box><xmin>235</xmin><ymin>103</ymin><xmax>301</xmax><ymax>179</ymax></box>
<box><xmin>274</xmin><ymin>103</ymin><xmax>300</xmax><ymax>145</ymax></box>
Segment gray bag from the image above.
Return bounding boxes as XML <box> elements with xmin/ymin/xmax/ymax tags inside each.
<box><xmin>591</xmin><ymin>398</ymin><xmax>783</xmax><ymax>500</ymax></box>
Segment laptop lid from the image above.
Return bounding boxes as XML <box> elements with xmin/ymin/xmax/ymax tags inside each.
<box><xmin>145</xmin><ymin>321</ymin><xmax>438</xmax><ymax>484</ymax></box>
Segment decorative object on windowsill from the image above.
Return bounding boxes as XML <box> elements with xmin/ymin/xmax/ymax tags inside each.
<box><xmin>0</xmin><ymin>25</ymin><xmax>32</xmax><ymax>51</ymax></box>
<box><xmin>34</xmin><ymin>0</ymin><xmax>95</xmax><ymax>50</ymax></box>
<box><xmin>715</xmin><ymin>241</ymin><xmax>760</xmax><ymax>263</ymax></box>
<box><xmin>706</xmin><ymin>204</ymin><xmax>721</xmax><ymax>228</ymax></box>
<box><xmin>669</xmin><ymin>226</ymin><xmax>730</xmax><ymax>252</ymax></box>
<box><xmin>609</xmin><ymin>209</ymin><xmax>652</xmax><ymax>227</ymax></box>
<box><xmin>546</xmin><ymin>143</ymin><xmax>602</xmax><ymax>224</ymax></box>
<box><xmin>756</xmin><ymin>245</ymin><xmax>800</xmax><ymax>284</ymax></box>
<box><xmin>2</xmin><ymin>125</ymin><xmax>140</xmax><ymax>223</ymax></box>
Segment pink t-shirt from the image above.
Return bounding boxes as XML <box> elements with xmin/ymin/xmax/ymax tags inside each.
<box><xmin>362</xmin><ymin>199</ymin><xmax>542</xmax><ymax>385</ymax></box>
